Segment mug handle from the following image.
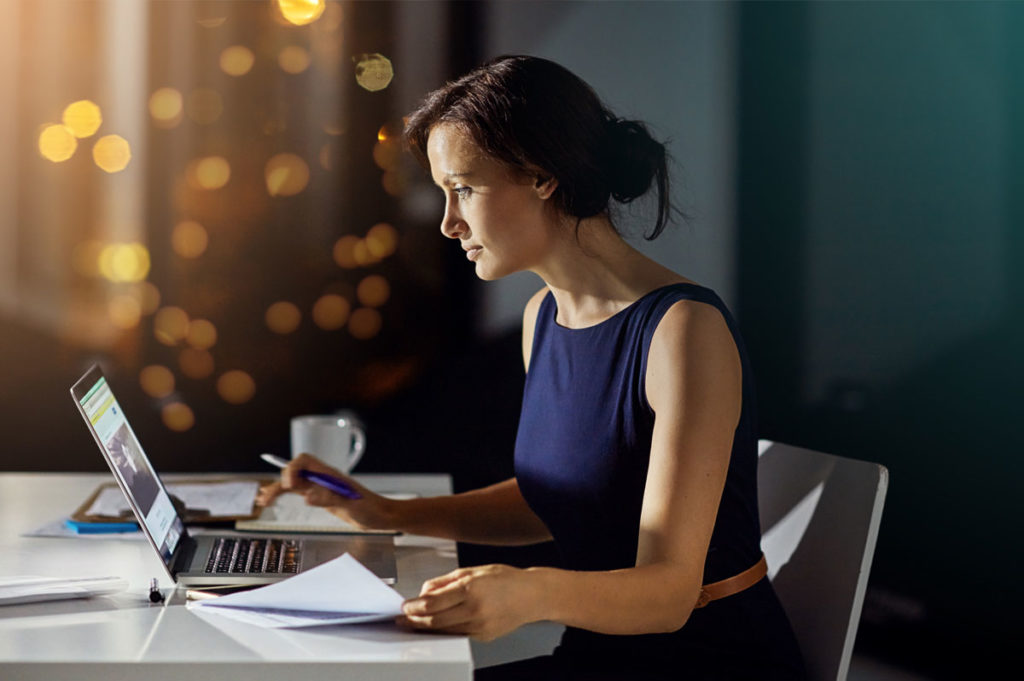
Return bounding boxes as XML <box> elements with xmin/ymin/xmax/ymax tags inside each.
<box><xmin>347</xmin><ymin>427</ymin><xmax>366</xmax><ymax>471</ymax></box>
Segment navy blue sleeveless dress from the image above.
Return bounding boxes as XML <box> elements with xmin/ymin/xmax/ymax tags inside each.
<box><xmin>508</xmin><ymin>283</ymin><xmax>806</xmax><ymax>681</ymax></box>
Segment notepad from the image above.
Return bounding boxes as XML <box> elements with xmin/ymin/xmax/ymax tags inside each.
<box><xmin>235</xmin><ymin>491</ymin><xmax>414</xmax><ymax>534</ymax></box>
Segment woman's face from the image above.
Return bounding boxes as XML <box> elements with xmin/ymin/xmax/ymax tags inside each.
<box><xmin>426</xmin><ymin>123</ymin><xmax>557</xmax><ymax>281</ymax></box>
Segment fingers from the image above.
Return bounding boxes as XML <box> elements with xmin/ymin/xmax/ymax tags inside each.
<box><xmin>255</xmin><ymin>481</ymin><xmax>283</xmax><ymax>507</ymax></box>
<box><xmin>303</xmin><ymin>484</ymin><xmax>350</xmax><ymax>508</ymax></box>
<box><xmin>419</xmin><ymin>570</ymin><xmax>467</xmax><ymax>596</ymax></box>
<box><xmin>396</xmin><ymin>612</ymin><xmax>473</xmax><ymax>635</ymax></box>
<box><xmin>407</xmin><ymin>577</ymin><xmax>469</xmax><ymax>615</ymax></box>
<box><xmin>400</xmin><ymin>579</ymin><xmax>474</xmax><ymax>632</ymax></box>
<box><xmin>281</xmin><ymin>453</ymin><xmax>344</xmax><ymax>491</ymax></box>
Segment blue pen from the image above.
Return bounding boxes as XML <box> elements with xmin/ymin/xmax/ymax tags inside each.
<box><xmin>260</xmin><ymin>453</ymin><xmax>362</xmax><ymax>500</ymax></box>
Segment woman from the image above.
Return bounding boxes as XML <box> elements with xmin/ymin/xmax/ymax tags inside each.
<box><xmin>260</xmin><ymin>55</ymin><xmax>806</xmax><ymax>680</ymax></box>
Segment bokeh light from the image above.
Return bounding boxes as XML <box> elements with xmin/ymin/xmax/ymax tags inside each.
<box><xmin>149</xmin><ymin>87</ymin><xmax>183</xmax><ymax>128</ymax></box>
<box><xmin>98</xmin><ymin>243</ymin><xmax>150</xmax><ymax>283</ymax></box>
<box><xmin>352</xmin><ymin>239</ymin><xmax>380</xmax><ymax>267</ymax></box>
<box><xmin>162</xmin><ymin>402</ymin><xmax>195</xmax><ymax>432</ymax></box>
<box><xmin>354</xmin><ymin>53</ymin><xmax>393</xmax><ymax>92</ymax></box>
<box><xmin>357</xmin><ymin>275</ymin><xmax>390</xmax><ymax>307</ymax></box>
<box><xmin>62</xmin><ymin>100</ymin><xmax>102</xmax><ymax>138</ymax></box>
<box><xmin>186</xmin><ymin>88</ymin><xmax>223</xmax><ymax>125</ymax></box>
<box><xmin>140</xmin><ymin>365</ymin><xmax>175</xmax><ymax>399</ymax></box>
<box><xmin>277</xmin><ymin>0</ymin><xmax>325</xmax><ymax>26</ymax></box>
<box><xmin>278</xmin><ymin>46</ymin><xmax>311</xmax><ymax>74</ymax></box>
<box><xmin>140</xmin><ymin>281</ymin><xmax>161</xmax><ymax>315</ymax></box>
<box><xmin>108</xmin><ymin>294</ymin><xmax>142</xmax><ymax>330</ymax></box>
<box><xmin>220</xmin><ymin>46</ymin><xmax>255</xmax><ymax>76</ymax></box>
<box><xmin>38</xmin><ymin>124</ymin><xmax>77</xmax><ymax>162</ymax></box>
<box><xmin>264</xmin><ymin>153</ymin><xmax>310</xmax><ymax>197</ymax></box>
<box><xmin>188</xmin><ymin>156</ymin><xmax>230</xmax><ymax>190</ymax></box>
<box><xmin>217</xmin><ymin>370</ymin><xmax>256</xmax><ymax>404</ymax></box>
<box><xmin>332</xmin><ymin>235</ymin><xmax>360</xmax><ymax>268</ymax></box>
<box><xmin>265</xmin><ymin>301</ymin><xmax>301</xmax><ymax>334</ymax></box>
<box><xmin>366</xmin><ymin>223</ymin><xmax>400</xmax><ymax>259</ymax></box>
<box><xmin>348</xmin><ymin>307</ymin><xmax>382</xmax><ymax>340</ymax></box>
<box><xmin>186</xmin><ymin>319</ymin><xmax>217</xmax><ymax>350</ymax></box>
<box><xmin>92</xmin><ymin>134</ymin><xmax>132</xmax><ymax>173</ymax></box>
<box><xmin>179</xmin><ymin>348</ymin><xmax>215</xmax><ymax>379</ymax></box>
<box><xmin>171</xmin><ymin>220</ymin><xmax>209</xmax><ymax>259</ymax></box>
<box><xmin>372</xmin><ymin>138</ymin><xmax>399</xmax><ymax>170</ymax></box>
<box><xmin>381</xmin><ymin>171</ymin><xmax>407</xmax><ymax>197</ymax></box>
<box><xmin>312</xmin><ymin>294</ymin><xmax>350</xmax><ymax>330</ymax></box>
<box><xmin>319</xmin><ymin>144</ymin><xmax>333</xmax><ymax>171</ymax></box>
<box><xmin>154</xmin><ymin>306</ymin><xmax>190</xmax><ymax>346</ymax></box>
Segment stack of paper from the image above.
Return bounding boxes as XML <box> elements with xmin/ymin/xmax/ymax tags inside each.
<box><xmin>0</xmin><ymin>576</ymin><xmax>128</xmax><ymax>606</ymax></box>
<box><xmin>189</xmin><ymin>553</ymin><xmax>404</xmax><ymax>628</ymax></box>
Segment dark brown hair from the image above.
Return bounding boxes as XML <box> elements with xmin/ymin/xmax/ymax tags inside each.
<box><xmin>404</xmin><ymin>55</ymin><xmax>673</xmax><ymax>240</ymax></box>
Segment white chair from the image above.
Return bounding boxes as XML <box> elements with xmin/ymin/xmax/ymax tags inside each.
<box><xmin>758</xmin><ymin>440</ymin><xmax>889</xmax><ymax>681</ymax></box>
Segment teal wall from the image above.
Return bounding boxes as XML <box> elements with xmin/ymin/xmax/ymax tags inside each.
<box><xmin>739</xmin><ymin>2</ymin><xmax>1020</xmax><ymax>674</ymax></box>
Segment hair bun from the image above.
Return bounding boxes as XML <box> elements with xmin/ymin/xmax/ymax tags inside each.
<box><xmin>605</xmin><ymin>117</ymin><xmax>666</xmax><ymax>205</ymax></box>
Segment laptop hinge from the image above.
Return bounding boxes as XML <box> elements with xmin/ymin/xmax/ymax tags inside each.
<box><xmin>171</xmin><ymin>531</ymin><xmax>198</xmax><ymax>578</ymax></box>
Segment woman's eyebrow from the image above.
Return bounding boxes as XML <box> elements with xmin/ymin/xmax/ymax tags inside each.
<box><xmin>434</xmin><ymin>171</ymin><xmax>474</xmax><ymax>189</ymax></box>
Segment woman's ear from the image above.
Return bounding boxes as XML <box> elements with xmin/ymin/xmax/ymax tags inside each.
<box><xmin>534</xmin><ymin>175</ymin><xmax>558</xmax><ymax>200</ymax></box>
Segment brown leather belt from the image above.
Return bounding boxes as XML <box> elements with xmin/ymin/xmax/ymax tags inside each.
<box><xmin>694</xmin><ymin>554</ymin><xmax>768</xmax><ymax>609</ymax></box>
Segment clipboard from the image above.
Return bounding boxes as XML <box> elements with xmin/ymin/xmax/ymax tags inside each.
<box><xmin>71</xmin><ymin>478</ymin><xmax>275</xmax><ymax>524</ymax></box>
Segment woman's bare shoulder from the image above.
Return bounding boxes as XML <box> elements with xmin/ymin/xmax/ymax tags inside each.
<box><xmin>521</xmin><ymin>286</ymin><xmax>550</xmax><ymax>372</ymax></box>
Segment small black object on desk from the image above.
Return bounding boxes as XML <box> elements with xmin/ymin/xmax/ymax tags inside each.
<box><xmin>148</xmin><ymin>578</ymin><xmax>164</xmax><ymax>604</ymax></box>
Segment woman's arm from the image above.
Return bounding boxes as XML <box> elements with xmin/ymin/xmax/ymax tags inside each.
<box><xmin>261</xmin><ymin>456</ymin><xmax>552</xmax><ymax>546</ymax></box>
<box><xmin>389</xmin><ymin>477</ymin><xmax>552</xmax><ymax>545</ymax></box>
<box><xmin>400</xmin><ymin>299</ymin><xmax>741</xmax><ymax>639</ymax></box>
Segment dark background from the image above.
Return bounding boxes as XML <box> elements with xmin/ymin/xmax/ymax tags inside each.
<box><xmin>1</xmin><ymin>2</ymin><xmax>1019</xmax><ymax>679</ymax></box>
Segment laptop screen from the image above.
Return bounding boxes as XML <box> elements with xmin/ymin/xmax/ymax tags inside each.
<box><xmin>74</xmin><ymin>370</ymin><xmax>184</xmax><ymax>563</ymax></box>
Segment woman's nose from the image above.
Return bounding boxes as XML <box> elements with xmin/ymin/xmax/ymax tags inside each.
<box><xmin>440</xmin><ymin>201</ymin><xmax>466</xmax><ymax>239</ymax></box>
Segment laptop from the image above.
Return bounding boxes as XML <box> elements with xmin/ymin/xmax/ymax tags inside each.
<box><xmin>70</xmin><ymin>364</ymin><xmax>397</xmax><ymax>587</ymax></box>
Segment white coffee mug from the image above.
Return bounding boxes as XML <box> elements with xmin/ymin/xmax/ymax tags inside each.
<box><xmin>290</xmin><ymin>414</ymin><xmax>366</xmax><ymax>473</ymax></box>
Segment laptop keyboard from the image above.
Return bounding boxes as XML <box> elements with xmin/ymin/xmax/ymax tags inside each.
<box><xmin>204</xmin><ymin>537</ymin><xmax>300</xmax><ymax>574</ymax></box>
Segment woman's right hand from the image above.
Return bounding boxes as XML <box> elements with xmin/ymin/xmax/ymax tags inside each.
<box><xmin>255</xmin><ymin>453</ymin><xmax>400</xmax><ymax>532</ymax></box>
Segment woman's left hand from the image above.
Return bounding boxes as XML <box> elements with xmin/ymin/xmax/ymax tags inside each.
<box><xmin>398</xmin><ymin>564</ymin><xmax>540</xmax><ymax>642</ymax></box>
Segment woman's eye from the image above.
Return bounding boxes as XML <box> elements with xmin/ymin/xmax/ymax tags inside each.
<box><xmin>453</xmin><ymin>186</ymin><xmax>472</xmax><ymax>199</ymax></box>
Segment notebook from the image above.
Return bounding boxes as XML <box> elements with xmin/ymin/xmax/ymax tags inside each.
<box><xmin>70</xmin><ymin>365</ymin><xmax>397</xmax><ymax>586</ymax></box>
<box><xmin>236</xmin><ymin>489</ymin><xmax>415</xmax><ymax>534</ymax></box>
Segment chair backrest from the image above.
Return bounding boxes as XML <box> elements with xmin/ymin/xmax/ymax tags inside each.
<box><xmin>757</xmin><ymin>440</ymin><xmax>888</xmax><ymax>681</ymax></box>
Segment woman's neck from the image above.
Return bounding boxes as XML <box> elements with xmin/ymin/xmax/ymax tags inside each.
<box><xmin>531</xmin><ymin>214</ymin><xmax>690</xmax><ymax>329</ymax></box>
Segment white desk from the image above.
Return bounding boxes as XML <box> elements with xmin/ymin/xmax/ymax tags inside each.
<box><xmin>0</xmin><ymin>472</ymin><xmax>472</xmax><ymax>680</ymax></box>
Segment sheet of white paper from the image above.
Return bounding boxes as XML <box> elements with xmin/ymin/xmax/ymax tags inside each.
<box><xmin>235</xmin><ymin>491</ymin><xmax>414</xmax><ymax>534</ymax></box>
<box><xmin>85</xmin><ymin>481</ymin><xmax>260</xmax><ymax>518</ymax></box>
<box><xmin>191</xmin><ymin>553</ymin><xmax>404</xmax><ymax>628</ymax></box>
<box><xmin>161</xmin><ymin>481</ymin><xmax>260</xmax><ymax>517</ymax></box>
<box><xmin>252</xmin><ymin>492</ymin><xmax>356</xmax><ymax>525</ymax></box>
<box><xmin>0</xmin><ymin>576</ymin><xmax>128</xmax><ymax>606</ymax></box>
